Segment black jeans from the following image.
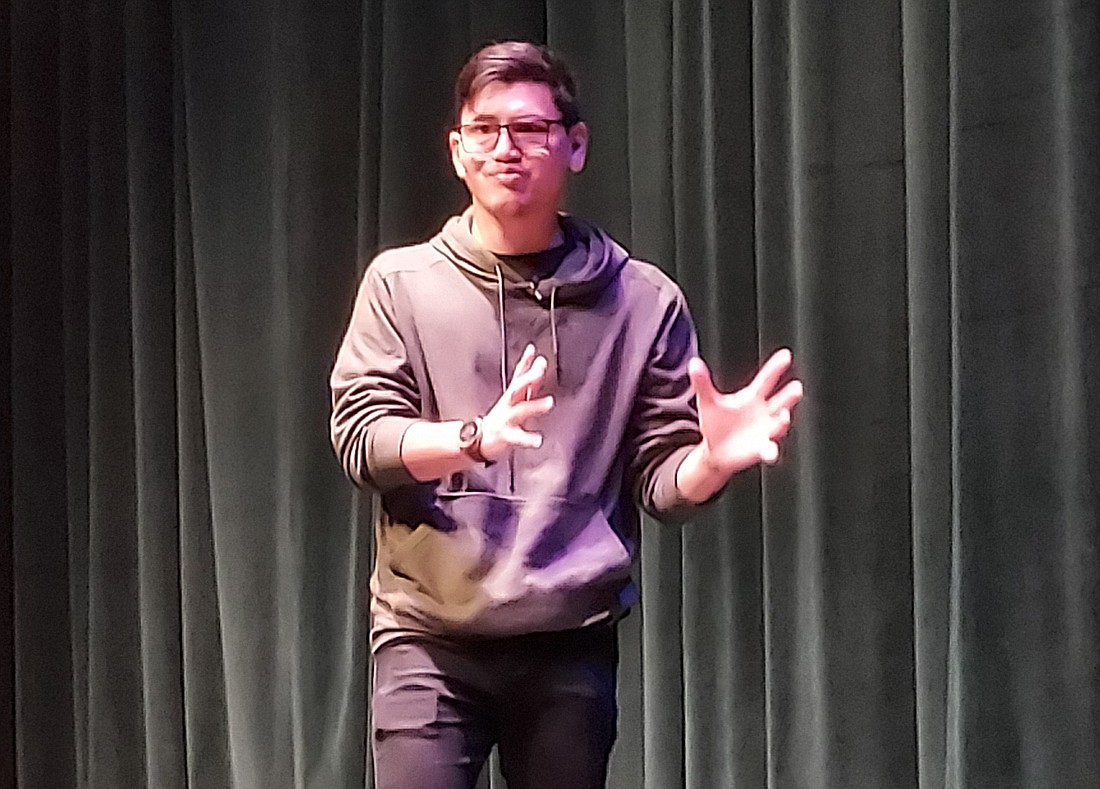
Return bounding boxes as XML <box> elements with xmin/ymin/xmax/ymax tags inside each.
<box><xmin>371</xmin><ymin>625</ymin><xmax>619</xmax><ymax>789</ymax></box>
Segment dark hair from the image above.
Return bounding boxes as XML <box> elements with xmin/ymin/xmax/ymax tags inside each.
<box><xmin>454</xmin><ymin>41</ymin><xmax>581</xmax><ymax>127</ymax></box>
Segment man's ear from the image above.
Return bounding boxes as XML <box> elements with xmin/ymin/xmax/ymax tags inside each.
<box><xmin>449</xmin><ymin>131</ymin><xmax>467</xmax><ymax>179</ymax></box>
<box><xmin>567</xmin><ymin>122</ymin><xmax>589</xmax><ymax>173</ymax></box>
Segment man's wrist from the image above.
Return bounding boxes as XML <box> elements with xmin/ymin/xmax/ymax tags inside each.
<box><xmin>458</xmin><ymin>417</ymin><xmax>492</xmax><ymax>465</ymax></box>
<box><xmin>698</xmin><ymin>442</ymin><xmax>726</xmax><ymax>476</ymax></box>
<box><xmin>676</xmin><ymin>441</ymin><xmax>731</xmax><ymax>503</ymax></box>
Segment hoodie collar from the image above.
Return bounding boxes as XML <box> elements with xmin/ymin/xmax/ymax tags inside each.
<box><xmin>429</xmin><ymin>207</ymin><xmax>628</xmax><ymax>303</ymax></box>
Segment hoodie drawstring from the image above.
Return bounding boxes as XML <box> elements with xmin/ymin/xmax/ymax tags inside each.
<box><xmin>494</xmin><ymin>264</ymin><xmax>516</xmax><ymax>493</ymax></box>
<box><xmin>494</xmin><ymin>264</ymin><xmax>508</xmax><ymax>393</ymax></box>
<box><xmin>549</xmin><ymin>285</ymin><xmax>560</xmax><ymax>383</ymax></box>
<box><xmin>494</xmin><ymin>268</ymin><xmax>563</xmax><ymax>494</ymax></box>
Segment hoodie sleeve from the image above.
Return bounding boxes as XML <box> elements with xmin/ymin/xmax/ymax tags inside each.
<box><xmin>330</xmin><ymin>263</ymin><xmax>421</xmax><ymax>492</ymax></box>
<box><xmin>627</xmin><ymin>288</ymin><xmax>713</xmax><ymax>523</ymax></box>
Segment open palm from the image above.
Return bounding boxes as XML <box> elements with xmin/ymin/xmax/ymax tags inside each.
<box><xmin>688</xmin><ymin>348</ymin><xmax>804</xmax><ymax>474</ymax></box>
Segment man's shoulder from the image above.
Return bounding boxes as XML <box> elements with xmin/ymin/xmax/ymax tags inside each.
<box><xmin>619</xmin><ymin>257</ymin><xmax>687</xmax><ymax>305</ymax></box>
<box><xmin>367</xmin><ymin>240</ymin><xmax>448</xmax><ymax>279</ymax></box>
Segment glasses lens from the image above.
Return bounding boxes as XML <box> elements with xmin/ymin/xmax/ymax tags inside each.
<box><xmin>462</xmin><ymin>123</ymin><xmax>499</xmax><ymax>152</ymax></box>
<box><xmin>460</xmin><ymin>121</ymin><xmax>554</xmax><ymax>153</ymax></box>
<box><xmin>508</xmin><ymin>122</ymin><xmax>550</xmax><ymax>149</ymax></box>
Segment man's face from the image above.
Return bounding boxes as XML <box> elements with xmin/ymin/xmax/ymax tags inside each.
<box><xmin>449</xmin><ymin>80</ymin><xmax>588</xmax><ymax>219</ymax></box>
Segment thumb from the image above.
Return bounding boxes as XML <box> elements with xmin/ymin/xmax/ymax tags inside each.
<box><xmin>688</xmin><ymin>357</ymin><xmax>721</xmax><ymax>403</ymax></box>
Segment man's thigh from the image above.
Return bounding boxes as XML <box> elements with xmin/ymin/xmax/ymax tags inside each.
<box><xmin>496</xmin><ymin>627</ymin><xmax>619</xmax><ymax>789</ymax></box>
<box><xmin>371</xmin><ymin>640</ymin><xmax>495</xmax><ymax>789</ymax></box>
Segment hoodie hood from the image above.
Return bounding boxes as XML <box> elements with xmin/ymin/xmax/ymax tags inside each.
<box><xmin>430</xmin><ymin>208</ymin><xmax>628</xmax><ymax>304</ymax></box>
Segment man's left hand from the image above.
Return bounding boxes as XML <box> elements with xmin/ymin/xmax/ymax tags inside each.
<box><xmin>688</xmin><ymin>348</ymin><xmax>804</xmax><ymax>477</ymax></box>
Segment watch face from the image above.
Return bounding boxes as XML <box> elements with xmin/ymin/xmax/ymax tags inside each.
<box><xmin>459</xmin><ymin>420</ymin><xmax>479</xmax><ymax>443</ymax></box>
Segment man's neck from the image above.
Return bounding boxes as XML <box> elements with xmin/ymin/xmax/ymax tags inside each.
<box><xmin>470</xmin><ymin>206</ymin><xmax>563</xmax><ymax>255</ymax></box>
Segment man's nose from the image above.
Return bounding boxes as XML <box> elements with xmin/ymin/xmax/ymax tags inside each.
<box><xmin>492</xmin><ymin>125</ymin><xmax>522</xmax><ymax>158</ymax></box>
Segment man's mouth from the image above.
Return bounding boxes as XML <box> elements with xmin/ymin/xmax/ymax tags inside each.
<box><xmin>488</xmin><ymin>169</ymin><xmax>526</xmax><ymax>185</ymax></box>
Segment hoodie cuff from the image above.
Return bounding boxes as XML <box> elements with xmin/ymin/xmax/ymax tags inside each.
<box><xmin>649</xmin><ymin>442</ymin><xmax>714</xmax><ymax>523</ymax></box>
<box><xmin>367</xmin><ymin>416</ymin><xmax>420</xmax><ymax>491</ymax></box>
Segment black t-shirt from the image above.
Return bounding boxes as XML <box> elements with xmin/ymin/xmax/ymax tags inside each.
<box><xmin>495</xmin><ymin>231</ymin><xmax>572</xmax><ymax>287</ymax></box>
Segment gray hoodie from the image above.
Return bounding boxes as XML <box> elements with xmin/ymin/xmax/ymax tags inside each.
<box><xmin>330</xmin><ymin>210</ymin><xmax>705</xmax><ymax>649</ymax></box>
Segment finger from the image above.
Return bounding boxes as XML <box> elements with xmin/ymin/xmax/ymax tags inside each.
<box><xmin>769</xmin><ymin>408</ymin><xmax>791</xmax><ymax>440</ymax></box>
<box><xmin>508</xmin><ymin>344</ymin><xmax>537</xmax><ymax>384</ymax></box>
<box><xmin>760</xmin><ymin>440</ymin><xmax>779</xmax><ymax>464</ymax></box>
<box><xmin>518</xmin><ymin>343</ymin><xmax>536</xmax><ymax>370</ymax></box>
<box><xmin>508</xmin><ymin>356</ymin><xmax>548</xmax><ymax>404</ymax></box>
<box><xmin>688</xmin><ymin>357</ymin><xmax>722</xmax><ymax>404</ymax></box>
<box><xmin>505</xmin><ymin>426</ymin><xmax>543</xmax><ymax>450</ymax></box>
<box><xmin>768</xmin><ymin>380</ymin><xmax>803</xmax><ymax>413</ymax></box>
<box><xmin>749</xmin><ymin>348</ymin><xmax>793</xmax><ymax>399</ymax></box>
<box><xmin>511</xmin><ymin>396</ymin><xmax>554</xmax><ymax>423</ymax></box>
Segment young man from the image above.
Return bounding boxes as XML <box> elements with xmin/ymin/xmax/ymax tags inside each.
<box><xmin>331</xmin><ymin>41</ymin><xmax>802</xmax><ymax>789</ymax></box>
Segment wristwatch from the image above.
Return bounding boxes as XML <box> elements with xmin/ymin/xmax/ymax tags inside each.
<box><xmin>458</xmin><ymin>417</ymin><xmax>490</xmax><ymax>465</ymax></box>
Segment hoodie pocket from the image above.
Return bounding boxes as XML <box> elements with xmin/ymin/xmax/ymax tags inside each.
<box><xmin>518</xmin><ymin>496</ymin><xmax>632</xmax><ymax>591</ymax></box>
<box><xmin>380</xmin><ymin>491</ymin><xmax>632</xmax><ymax>625</ymax></box>
<box><xmin>384</xmin><ymin>492</ymin><xmax>521</xmax><ymax>612</ymax></box>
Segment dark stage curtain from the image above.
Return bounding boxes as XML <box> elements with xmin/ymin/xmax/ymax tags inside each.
<box><xmin>4</xmin><ymin>1</ymin><xmax>1099</xmax><ymax>787</ymax></box>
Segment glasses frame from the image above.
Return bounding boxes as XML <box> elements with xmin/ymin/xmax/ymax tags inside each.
<box><xmin>453</xmin><ymin>118</ymin><xmax>565</xmax><ymax>155</ymax></box>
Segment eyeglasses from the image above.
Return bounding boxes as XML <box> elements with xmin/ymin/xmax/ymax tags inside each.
<box><xmin>454</xmin><ymin>118</ymin><xmax>564</xmax><ymax>154</ymax></box>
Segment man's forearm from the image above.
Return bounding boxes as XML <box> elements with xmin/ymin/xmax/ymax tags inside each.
<box><xmin>404</xmin><ymin>426</ymin><xmax>729</xmax><ymax>499</ymax></box>
<box><xmin>674</xmin><ymin>442</ymin><xmax>732</xmax><ymax>503</ymax></box>
<box><xmin>400</xmin><ymin>419</ymin><xmax>477</xmax><ymax>482</ymax></box>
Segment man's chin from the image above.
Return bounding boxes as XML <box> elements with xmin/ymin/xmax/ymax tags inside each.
<box><xmin>478</xmin><ymin>194</ymin><xmax>535</xmax><ymax>218</ymax></box>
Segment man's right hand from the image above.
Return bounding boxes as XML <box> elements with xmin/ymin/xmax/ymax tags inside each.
<box><xmin>479</xmin><ymin>344</ymin><xmax>555</xmax><ymax>462</ymax></box>
<box><xmin>398</xmin><ymin>343</ymin><xmax>555</xmax><ymax>482</ymax></box>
